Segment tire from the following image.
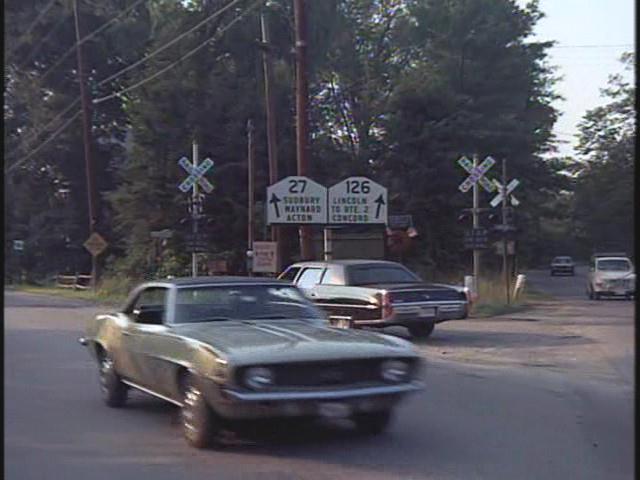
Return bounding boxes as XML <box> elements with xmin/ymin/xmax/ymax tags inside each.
<box><xmin>550</xmin><ymin>271</ymin><xmax>555</xmax><ymax>276</ymax></box>
<box><xmin>593</xmin><ymin>292</ymin><xmax>601</xmax><ymax>301</ymax></box>
<box><xmin>408</xmin><ymin>322</ymin><xmax>435</xmax><ymax>339</ymax></box>
<box><xmin>99</xmin><ymin>353</ymin><xmax>128</xmax><ymax>408</ymax></box>
<box><xmin>353</xmin><ymin>410</ymin><xmax>392</xmax><ymax>435</ymax></box>
<box><xmin>181</xmin><ymin>375</ymin><xmax>220</xmax><ymax>449</ymax></box>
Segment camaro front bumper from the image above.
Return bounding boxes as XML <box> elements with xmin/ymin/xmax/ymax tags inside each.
<box><xmin>206</xmin><ymin>381</ymin><xmax>423</xmax><ymax>419</ymax></box>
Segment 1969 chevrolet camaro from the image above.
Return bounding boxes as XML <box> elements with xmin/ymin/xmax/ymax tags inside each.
<box><xmin>79</xmin><ymin>277</ymin><xmax>422</xmax><ymax>448</ymax></box>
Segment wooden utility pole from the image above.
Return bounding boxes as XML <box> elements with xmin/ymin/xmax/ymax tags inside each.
<box><xmin>247</xmin><ymin>120</ymin><xmax>255</xmax><ymax>276</ymax></box>
<box><xmin>73</xmin><ymin>0</ymin><xmax>98</xmax><ymax>290</ymax></box>
<box><xmin>260</xmin><ymin>10</ymin><xmax>281</xmax><ymax>271</ymax></box>
<box><xmin>501</xmin><ymin>158</ymin><xmax>511</xmax><ymax>304</ymax></box>
<box><xmin>472</xmin><ymin>154</ymin><xmax>481</xmax><ymax>296</ymax></box>
<box><xmin>191</xmin><ymin>141</ymin><xmax>199</xmax><ymax>277</ymax></box>
<box><xmin>293</xmin><ymin>0</ymin><xmax>313</xmax><ymax>260</ymax></box>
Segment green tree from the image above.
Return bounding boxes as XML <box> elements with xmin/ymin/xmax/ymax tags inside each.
<box><xmin>571</xmin><ymin>53</ymin><xmax>635</xmax><ymax>256</ymax></box>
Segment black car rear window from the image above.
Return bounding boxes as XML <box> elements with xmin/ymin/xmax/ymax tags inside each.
<box><xmin>349</xmin><ymin>265</ymin><xmax>420</xmax><ymax>285</ymax></box>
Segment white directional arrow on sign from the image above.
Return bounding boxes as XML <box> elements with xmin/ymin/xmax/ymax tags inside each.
<box><xmin>178</xmin><ymin>157</ymin><xmax>214</xmax><ymax>193</ymax></box>
<box><xmin>490</xmin><ymin>178</ymin><xmax>520</xmax><ymax>207</ymax></box>
<box><xmin>458</xmin><ymin>156</ymin><xmax>496</xmax><ymax>193</ymax></box>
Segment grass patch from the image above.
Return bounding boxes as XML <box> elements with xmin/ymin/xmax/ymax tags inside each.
<box><xmin>524</xmin><ymin>287</ymin><xmax>556</xmax><ymax>302</ymax></box>
<box><xmin>10</xmin><ymin>277</ymin><xmax>131</xmax><ymax>307</ymax></box>
<box><xmin>470</xmin><ymin>275</ymin><xmax>534</xmax><ymax>318</ymax></box>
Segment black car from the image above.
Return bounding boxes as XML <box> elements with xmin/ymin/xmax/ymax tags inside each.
<box><xmin>279</xmin><ymin>260</ymin><xmax>469</xmax><ymax>339</ymax></box>
<box><xmin>550</xmin><ymin>256</ymin><xmax>575</xmax><ymax>276</ymax></box>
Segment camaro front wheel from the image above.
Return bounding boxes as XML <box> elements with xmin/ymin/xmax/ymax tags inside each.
<box><xmin>181</xmin><ymin>376</ymin><xmax>220</xmax><ymax>449</ymax></box>
<box><xmin>99</xmin><ymin>354</ymin><xmax>128</xmax><ymax>408</ymax></box>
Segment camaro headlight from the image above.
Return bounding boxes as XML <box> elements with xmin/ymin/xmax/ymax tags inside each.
<box><xmin>244</xmin><ymin>367</ymin><xmax>274</xmax><ymax>390</ymax></box>
<box><xmin>380</xmin><ymin>359</ymin><xmax>410</xmax><ymax>383</ymax></box>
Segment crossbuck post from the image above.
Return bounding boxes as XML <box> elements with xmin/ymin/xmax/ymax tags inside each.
<box><xmin>191</xmin><ymin>141</ymin><xmax>199</xmax><ymax>278</ymax></box>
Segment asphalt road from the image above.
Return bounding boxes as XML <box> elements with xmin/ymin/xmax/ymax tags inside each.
<box><xmin>4</xmin><ymin>281</ymin><xmax>635</xmax><ymax>480</ymax></box>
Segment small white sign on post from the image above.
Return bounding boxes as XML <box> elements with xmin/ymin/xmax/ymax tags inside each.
<box><xmin>328</xmin><ymin>176</ymin><xmax>388</xmax><ymax>224</ymax></box>
<box><xmin>267</xmin><ymin>176</ymin><xmax>328</xmax><ymax>224</ymax></box>
<box><xmin>252</xmin><ymin>241</ymin><xmax>278</xmax><ymax>273</ymax></box>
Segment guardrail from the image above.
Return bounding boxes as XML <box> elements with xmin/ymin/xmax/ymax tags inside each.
<box><xmin>56</xmin><ymin>274</ymin><xmax>93</xmax><ymax>290</ymax></box>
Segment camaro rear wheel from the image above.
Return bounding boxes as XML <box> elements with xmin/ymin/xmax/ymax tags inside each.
<box><xmin>353</xmin><ymin>410</ymin><xmax>392</xmax><ymax>435</ymax></box>
<box><xmin>408</xmin><ymin>322</ymin><xmax>435</xmax><ymax>339</ymax></box>
<box><xmin>181</xmin><ymin>376</ymin><xmax>220</xmax><ymax>449</ymax></box>
<box><xmin>99</xmin><ymin>354</ymin><xmax>128</xmax><ymax>408</ymax></box>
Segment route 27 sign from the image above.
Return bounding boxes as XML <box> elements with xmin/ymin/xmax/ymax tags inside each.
<box><xmin>328</xmin><ymin>177</ymin><xmax>387</xmax><ymax>225</ymax></box>
<box><xmin>267</xmin><ymin>176</ymin><xmax>327</xmax><ymax>224</ymax></box>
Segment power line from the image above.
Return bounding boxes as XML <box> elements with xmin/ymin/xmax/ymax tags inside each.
<box><xmin>17</xmin><ymin>14</ymin><xmax>70</xmax><ymax>69</ymax></box>
<box><xmin>6</xmin><ymin>0</ymin><xmax>60</xmax><ymax>59</ymax></box>
<box><xmin>7</xmin><ymin>0</ymin><xmax>260</xmax><ymax>172</ymax></box>
<box><xmin>96</xmin><ymin>0</ymin><xmax>246</xmax><ymax>88</ymax></box>
<box><xmin>39</xmin><ymin>0</ymin><xmax>147</xmax><ymax>83</ymax></box>
<box><xmin>6</xmin><ymin>97</ymin><xmax>82</xmax><ymax>159</ymax></box>
<box><xmin>550</xmin><ymin>43</ymin><xmax>633</xmax><ymax>49</ymax></box>
<box><xmin>94</xmin><ymin>0</ymin><xmax>261</xmax><ymax>105</ymax></box>
<box><xmin>5</xmin><ymin>110</ymin><xmax>82</xmax><ymax>174</ymax></box>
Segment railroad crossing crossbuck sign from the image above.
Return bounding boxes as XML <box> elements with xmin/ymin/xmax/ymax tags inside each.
<box><xmin>178</xmin><ymin>157</ymin><xmax>214</xmax><ymax>193</ymax></box>
<box><xmin>458</xmin><ymin>156</ymin><xmax>496</xmax><ymax>193</ymax></box>
<box><xmin>490</xmin><ymin>178</ymin><xmax>520</xmax><ymax>207</ymax></box>
<box><xmin>491</xmin><ymin>179</ymin><xmax>520</xmax><ymax>207</ymax></box>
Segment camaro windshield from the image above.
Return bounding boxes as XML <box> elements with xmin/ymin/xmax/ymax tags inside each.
<box><xmin>174</xmin><ymin>285</ymin><xmax>326</xmax><ymax>324</ymax></box>
<box><xmin>597</xmin><ymin>259</ymin><xmax>632</xmax><ymax>272</ymax></box>
<box><xmin>349</xmin><ymin>266</ymin><xmax>421</xmax><ymax>285</ymax></box>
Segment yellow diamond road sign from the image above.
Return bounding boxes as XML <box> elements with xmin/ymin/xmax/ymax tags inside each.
<box><xmin>84</xmin><ymin>232</ymin><xmax>108</xmax><ymax>257</ymax></box>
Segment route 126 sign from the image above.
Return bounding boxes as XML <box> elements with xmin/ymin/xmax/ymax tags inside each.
<box><xmin>328</xmin><ymin>177</ymin><xmax>387</xmax><ymax>225</ymax></box>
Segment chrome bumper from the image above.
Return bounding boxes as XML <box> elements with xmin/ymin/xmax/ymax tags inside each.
<box><xmin>223</xmin><ymin>381</ymin><xmax>423</xmax><ymax>402</ymax></box>
<box><xmin>209</xmin><ymin>381</ymin><xmax>423</xmax><ymax>419</ymax></box>
<box><xmin>355</xmin><ymin>302</ymin><xmax>467</xmax><ymax>327</ymax></box>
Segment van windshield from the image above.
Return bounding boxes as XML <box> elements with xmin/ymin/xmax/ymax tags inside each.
<box><xmin>597</xmin><ymin>259</ymin><xmax>632</xmax><ymax>272</ymax></box>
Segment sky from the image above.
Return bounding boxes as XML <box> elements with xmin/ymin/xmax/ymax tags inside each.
<box><xmin>521</xmin><ymin>0</ymin><xmax>635</xmax><ymax>157</ymax></box>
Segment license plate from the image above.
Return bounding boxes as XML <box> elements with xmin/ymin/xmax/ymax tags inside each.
<box><xmin>333</xmin><ymin>319</ymin><xmax>351</xmax><ymax>329</ymax></box>
<box><xmin>318</xmin><ymin>402</ymin><xmax>351</xmax><ymax>419</ymax></box>
<box><xmin>418</xmin><ymin>307</ymin><xmax>436</xmax><ymax>318</ymax></box>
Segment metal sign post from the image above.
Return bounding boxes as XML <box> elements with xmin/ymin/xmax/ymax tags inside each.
<box><xmin>83</xmin><ymin>232</ymin><xmax>108</xmax><ymax>292</ymax></box>
<box><xmin>490</xmin><ymin>158</ymin><xmax>521</xmax><ymax>305</ymax></box>
<box><xmin>458</xmin><ymin>155</ymin><xmax>496</xmax><ymax>298</ymax></box>
<box><xmin>178</xmin><ymin>141</ymin><xmax>214</xmax><ymax>277</ymax></box>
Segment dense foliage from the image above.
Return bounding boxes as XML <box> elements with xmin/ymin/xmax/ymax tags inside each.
<box><xmin>5</xmin><ymin>0</ymin><xmax>627</xmax><ymax>284</ymax></box>
<box><xmin>570</xmin><ymin>53</ymin><xmax>635</xmax><ymax>258</ymax></box>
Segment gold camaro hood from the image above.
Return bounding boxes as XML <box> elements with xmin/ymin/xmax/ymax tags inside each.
<box><xmin>173</xmin><ymin>320</ymin><xmax>415</xmax><ymax>365</ymax></box>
